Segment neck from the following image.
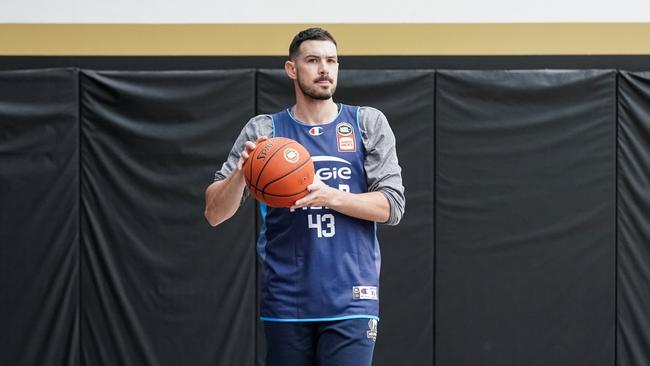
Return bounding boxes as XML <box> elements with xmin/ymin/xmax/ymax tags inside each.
<box><xmin>292</xmin><ymin>92</ymin><xmax>338</xmax><ymax>125</ymax></box>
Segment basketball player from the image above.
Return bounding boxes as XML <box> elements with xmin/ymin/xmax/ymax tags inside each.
<box><xmin>204</xmin><ymin>28</ymin><xmax>405</xmax><ymax>366</ymax></box>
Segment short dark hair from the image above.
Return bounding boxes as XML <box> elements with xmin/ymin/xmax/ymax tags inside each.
<box><xmin>289</xmin><ymin>28</ymin><xmax>337</xmax><ymax>59</ymax></box>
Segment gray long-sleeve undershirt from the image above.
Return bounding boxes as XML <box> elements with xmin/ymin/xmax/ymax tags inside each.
<box><xmin>213</xmin><ymin>106</ymin><xmax>405</xmax><ymax>225</ymax></box>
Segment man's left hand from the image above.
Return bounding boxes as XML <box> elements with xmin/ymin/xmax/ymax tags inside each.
<box><xmin>291</xmin><ymin>177</ymin><xmax>342</xmax><ymax>209</ymax></box>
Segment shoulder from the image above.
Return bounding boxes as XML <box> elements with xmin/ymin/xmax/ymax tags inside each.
<box><xmin>246</xmin><ymin>114</ymin><xmax>273</xmax><ymax>127</ymax></box>
<box><xmin>356</xmin><ymin>106</ymin><xmax>389</xmax><ymax>135</ymax></box>
<box><xmin>243</xmin><ymin>114</ymin><xmax>274</xmax><ymax>137</ymax></box>
<box><xmin>358</xmin><ymin>106</ymin><xmax>386</xmax><ymax>119</ymax></box>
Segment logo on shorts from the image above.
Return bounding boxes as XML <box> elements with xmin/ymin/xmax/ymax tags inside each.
<box><xmin>336</xmin><ymin>122</ymin><xmax>356</xmax><ymax>152</ymax></box>
<box><xmin>352</xmin><ymin>286</ymin><xmax>378</xmax><ymax>300</ymax></box>
<box><xmin>367</xmin><ymin>319</ymin><xmax>378</xmax><ymax>342</ymax></box>
<box><xmin>283</xmin><ymin>148</ymin><xmax>300</xmax><ymax>163</ymax></box>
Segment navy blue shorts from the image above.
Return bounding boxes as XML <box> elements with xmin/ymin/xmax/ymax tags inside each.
<box><xmin>264</xmin><ymin>318</ymin><xmax>378</xmax><ymax>366</ymax></box>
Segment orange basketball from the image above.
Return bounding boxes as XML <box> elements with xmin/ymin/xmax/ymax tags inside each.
<box><xmin>242</xmin><ymin>137</ymin><xmax>314</xmax><ymax>207</ymax></box>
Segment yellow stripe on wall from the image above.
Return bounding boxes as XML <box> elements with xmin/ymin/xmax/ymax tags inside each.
<box><xmin>1</xmin><ymin>23</ymin><xmax>650</xmax><ymax>56</ymax></box>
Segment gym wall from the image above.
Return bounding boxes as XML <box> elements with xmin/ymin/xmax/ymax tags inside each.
<box><xmin>1</xmin><ymin>12</ymin><xmax>650</xmax><ymax>366</ymax></box>
<box><xmin>1</xmin><ymin>67</ymin><xmax>650</xmax><ymax>366</ymax></box>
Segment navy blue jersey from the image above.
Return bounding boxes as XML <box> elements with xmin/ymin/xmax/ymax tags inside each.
<box><xmin>258</xmin><ymin>104</ymin><xmax>380</xmax><ymax>322</ymax></box>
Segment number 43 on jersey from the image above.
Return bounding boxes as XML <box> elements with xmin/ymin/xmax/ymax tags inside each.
<box><xmin>306</xmin><ymin>184</ymin><xmax>349</xmax><ymax>238</ymax></box>
<box><xmin>308</xmin><ymin>213</ymin><xmax>335</xmax><ymax>238</ymax></box>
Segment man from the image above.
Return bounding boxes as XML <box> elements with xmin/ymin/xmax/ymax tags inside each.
<box><xmin>204</xmin><ymin>27</ymin><xmax>404</xmax><ymax>366</ymax></box>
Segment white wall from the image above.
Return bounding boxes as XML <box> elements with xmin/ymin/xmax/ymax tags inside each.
<box><xmin>2</xmin><ymin>0</ymin><xmax>650</xmax><ymax>23</ymax></box>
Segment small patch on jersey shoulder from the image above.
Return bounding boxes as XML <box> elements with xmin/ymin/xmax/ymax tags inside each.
<box><xmin>337</xmin><ymin>122</ymin><xmax>353</xmax><ymax>136</ymax></box>
<box><xmin>336</xmin><ymin>122</ymin><xmax>356</xmax><ymax>152</ymax></box>
<box><xmin>352</xmin><ymin>286</ymin><xmax>378</xmax><ymax>300</ymax></box>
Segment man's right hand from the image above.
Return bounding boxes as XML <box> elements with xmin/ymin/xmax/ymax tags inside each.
<box><xmin>205</xmin><ymin>135</ymin><xmax>268</xmax><ymax>227</ymax></box>
<box><xmin>237</xmin><ymin>136</ymin><xmax>268</xmax><ymax>170</ymax></box>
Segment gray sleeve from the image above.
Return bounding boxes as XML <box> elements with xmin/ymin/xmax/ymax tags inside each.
<box><xmin>213</xmin><ymin>115</ymin><xmax>274</xmax><ymax>202</ymax></box>
<box><xmin>359</xmin><ymin>107</ymin><xmax>406</xmax><ymax>225</ymax></box>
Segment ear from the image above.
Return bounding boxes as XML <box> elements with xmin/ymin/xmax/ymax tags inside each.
<box><xmin>284</xmin><ymin>60</ymin><xmax>297</xmax><ymax>80</ymax></box>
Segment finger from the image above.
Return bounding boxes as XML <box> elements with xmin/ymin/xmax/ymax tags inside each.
<box><xmin>240</xmin><ymin>150</ymin><xmax>249</xmax><ymax>160</ymax></box>
<box><xmin>256</xmin><ymin>136</ymin><xmax>268</xmax><ymax>143</ymax></box>
<box><xmin>294</xmin><ymin>194</ymin><xmax>314</xmax><ymax>207</ymax></box>
<box><xmin>307</xmin><ymin>183</ymin><xmax>322</xmax><ymax>192</ymax></box>
<box><xmin>244</xmin><ymin>141</ymin><xmax>257</xmax><ymax>152</ymax></box>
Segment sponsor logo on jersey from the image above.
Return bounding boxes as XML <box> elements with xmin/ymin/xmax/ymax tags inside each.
<box><xmin>352</xmin><ymin>286</ymin><xmax>378</xmax><ymax>300</ymax></box>
<box><xmin>311</xmin><ymin>156</ymin><xmax>352</xmax><ymax>181</ymax></box>
<box><xmin>308</xmin><ymin>126</ymin><xmax>324</xmax><ymax>136</ymax></box>
<box><xmin>283</xmin><ymin>148</ymin><xmax>300</xmax><ymax>163</ymax></box>
<box><xmin>336</xmin><ymin>122</ymin><xmax>356</xmax><ymax>152</ymax></box>
<box><xmin>367</xmin><ymin>319</ymin><xmax>378</xmax><ymax>342</ymax></box>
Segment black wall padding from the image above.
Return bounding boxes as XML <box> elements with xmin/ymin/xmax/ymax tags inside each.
<box><xmin>257</xmin><ymin>70</ymin><xmax>435</xmax><ymax>366</ymax></box>
<box><xmin>0</xmin><ymin>68</ymin><xmax>79</xmax><ymax>366</ymax></box>
<box><xmin>435</xmin><ymin>70</ymin><xmax>616</xmax><ymax>366</ymax></box>
<box><xmin>4</xmin><ymin>67</ymin><xmax>650</xmax><ymax>366</ymax></box>
<box><xmin>80</xmin><ymin>70</ymin><xmax>257</xmax><ymax>366</ymax></box>
<box><xmin>3</xmin><ymin>55</ymin><xmax>650</xmax><ymax>72</ymax></box>
<box><xmin>617</xmin><ymin>71</ymin><xmax>650</xmax><ymax>366</ymax></box>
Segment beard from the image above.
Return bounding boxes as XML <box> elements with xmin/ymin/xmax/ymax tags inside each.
<box><xmin>296</xmin><ymin>73</ymin><xmax>337</xmax><ymax>100</ymax></box>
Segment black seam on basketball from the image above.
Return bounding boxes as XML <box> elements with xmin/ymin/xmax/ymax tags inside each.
<box><xmin>247</xmin><ymin>183</ymin><xmax>307</xmax><ymax>198</ymax></box>
<box><xmin>254</xmin><ymin>140</ymin><xmax>295</xmax><ymax>192</ymax></box>
<box><xmin>260</xmin><ymin>158</ymin><xmax>312</xmax><ymax>195</ymax></box>
<box><xmin>261</xmin><ymin>190</ymin><xmax>309</xmax><ymax>198</ymax></box>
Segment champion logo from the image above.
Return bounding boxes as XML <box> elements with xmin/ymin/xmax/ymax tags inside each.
<box><xmin>308</xmin><ymin>127</ymin><xmax>324</xmax><ymax>136</ymax></box>
<box><xmin>352</xmin><ymin>286</ymin><xmax>378</xmax><ymax>300</ymax></box>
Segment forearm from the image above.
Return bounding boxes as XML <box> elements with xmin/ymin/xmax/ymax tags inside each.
<box><xmin>359</xmin><ymin>107</ymin><xmax>405</xmax><ymax>225</ymax></box>
<box><xmin>204</xmin><ymin>169</ymin><xmax>246</xmax><ymax>227</ymax></box>
<box><xmin>328</xmin><ymin>190</ymin><xmax>390</xmax><ymax>223</ymax></box>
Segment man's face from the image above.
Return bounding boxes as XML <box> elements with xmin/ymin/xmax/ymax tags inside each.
<box><xmin>289</xmin><ymin>40</ymin><xmax>339</xmax><ymax>100</ymax></box>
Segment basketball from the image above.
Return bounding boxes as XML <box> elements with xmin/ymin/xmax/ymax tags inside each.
<box><xmin>242</xmin><ymin>137</ymin><xmax>315</xmax><ymax>207</ymax></box>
